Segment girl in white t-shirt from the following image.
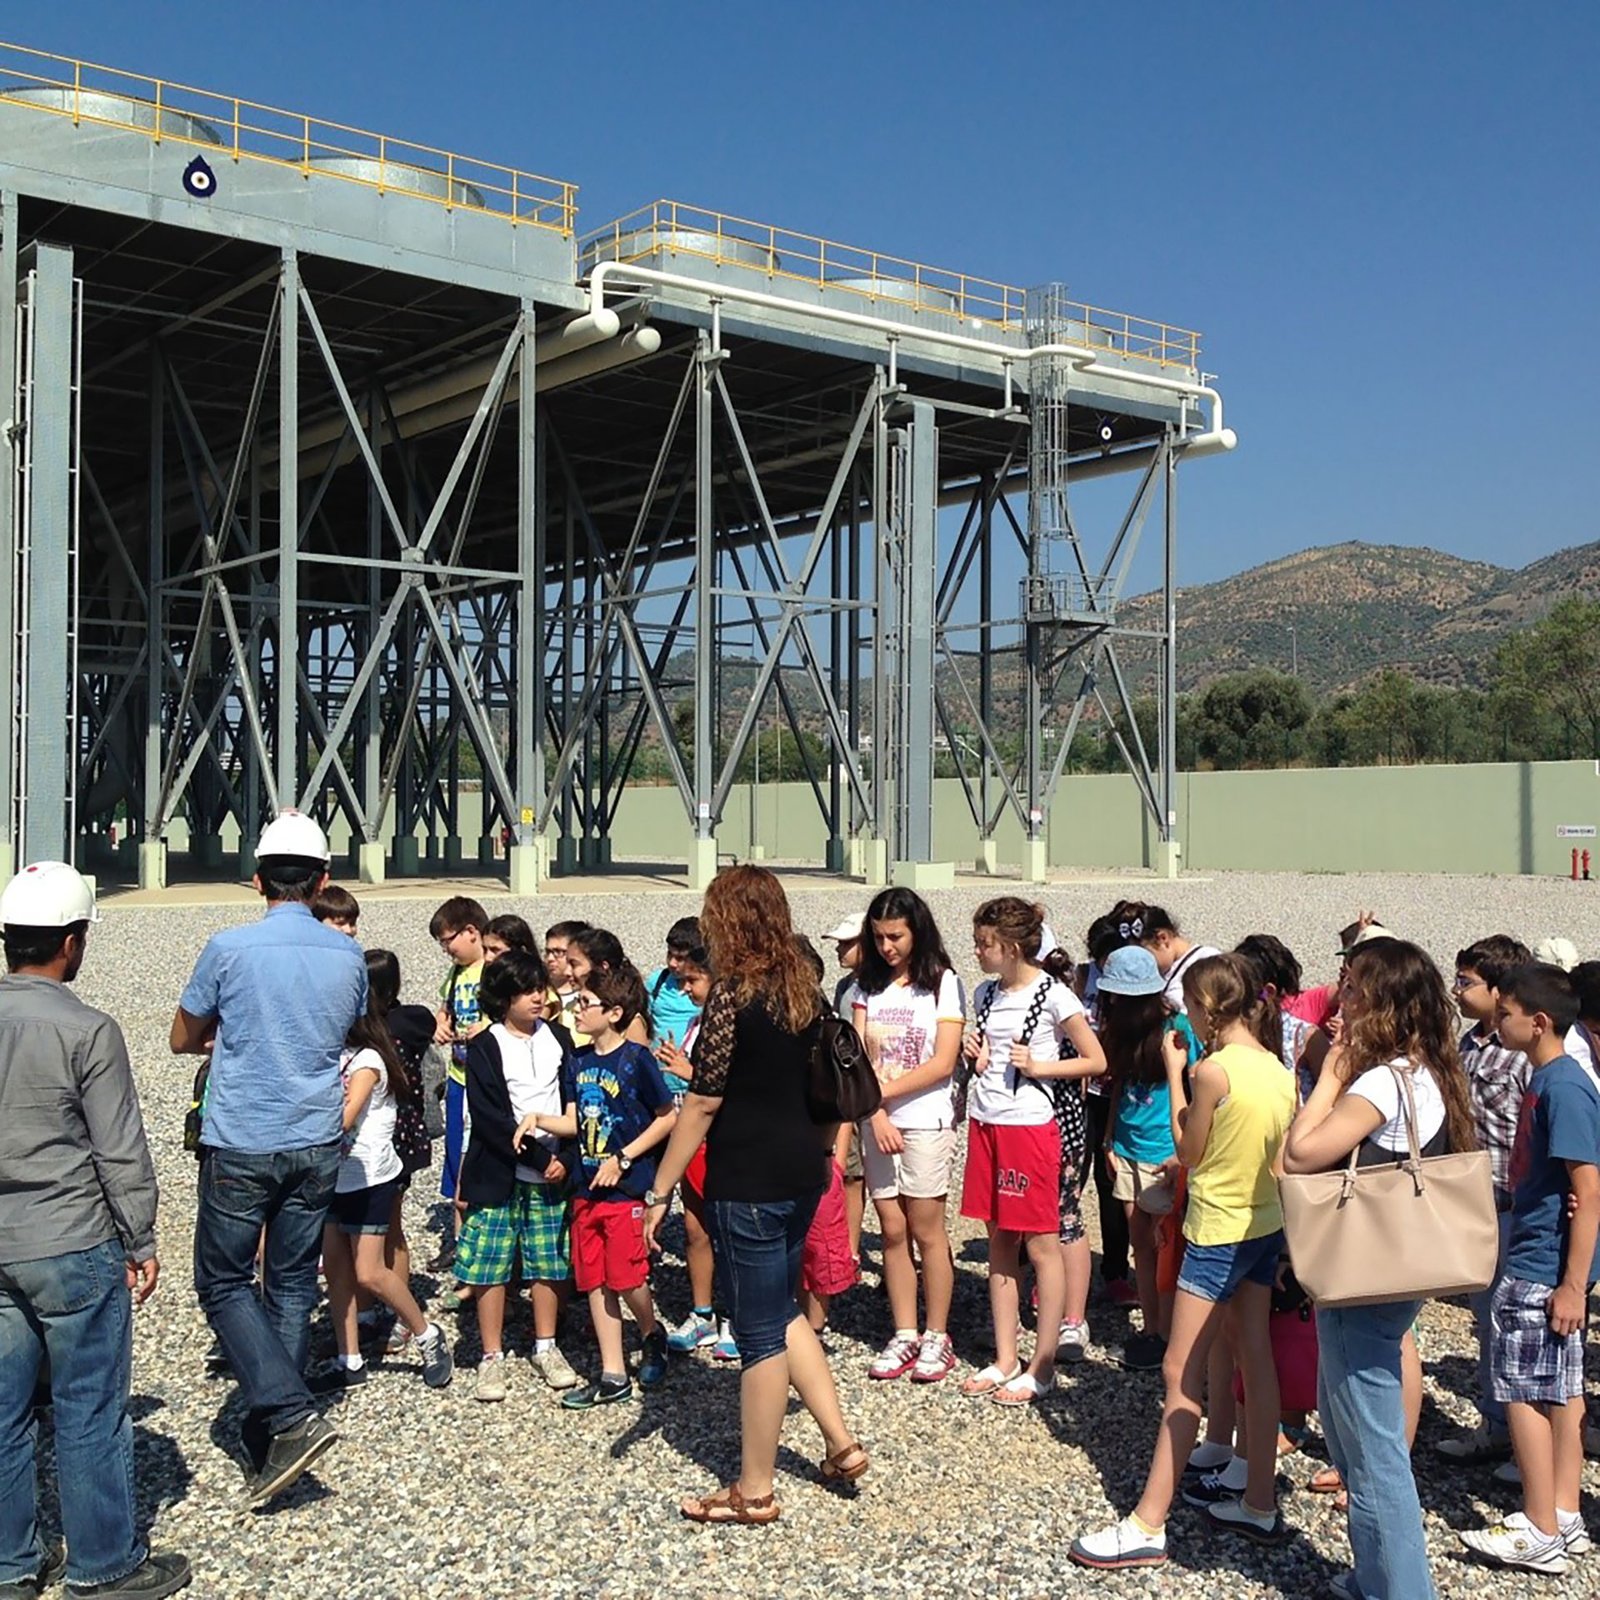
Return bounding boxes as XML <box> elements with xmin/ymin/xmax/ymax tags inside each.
<box><xmin>852</xmin><ymin>887</ymin><xmax>965</xmax><ymax>1385</ymax></box>
<box><xmin>959</xmin><ymin>897</ymin><xmax>1105</xmax><ymax>1406</ymax></box>
<box><xmin>1282</xmin><ymin>939</ymin><xmax>1475</xmax><ymax>1600</ymax></box>
<box><xmin>319</xmin><ymin>998</ymin><xmax>451</xmax><ymax>1390</ymax></box>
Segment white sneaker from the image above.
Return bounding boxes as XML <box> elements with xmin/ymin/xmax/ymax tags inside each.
<box><xmin>529</xmin><ymin>1344</ymin><xmax>579</xmax><ymax>1390</ymax></box>
<box><xmin>1068</xmin><ymin>1516</ymin><xmax>1168</xmax><ymax>1570</ymax></box>
<box><xmin>1056</xmin><ymin>1319</ymin><xmax>1090</xmax><ymax>1361</ymax></box>
<box><xmin>474</xmin><ymin>1353</ymin><xmax>509</xmax><ymax>1404</ymax></box>
<box><xmin>909</xmin><ymin>1331</ymin><xmax>956</xmax><ymax>1384</ymax></box>
<box><xmin>1459</xmin><ymin>1511</ymin><xmax>1569</xmax><ymax>1574</ymax></box>
<box><xmin>868</xmin><ymin>1332</ymin><xmax>921</xmax><ymax>1381</ymax></box>
<box><xmin>1560</xmin><ymin>1512</ymin><xmax>1591</xmax><ymax>1556</ymax></box>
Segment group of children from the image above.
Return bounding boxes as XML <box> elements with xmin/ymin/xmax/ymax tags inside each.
<box><xmin>292</xmin><ymin>883</ymin><xmax>1600</xmax><ymax>1588</ymax></box>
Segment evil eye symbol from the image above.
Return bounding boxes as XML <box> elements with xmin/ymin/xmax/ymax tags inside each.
<box><xmin>182</xmin><ymin>156</ymin><xmax>217</xmax><ymax>199</ymax></box>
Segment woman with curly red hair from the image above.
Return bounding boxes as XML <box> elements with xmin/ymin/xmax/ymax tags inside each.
<box><xmin>644</xmin><ymin>866</ymin><xmax>866</xmax><ymax>1524</ymax></box>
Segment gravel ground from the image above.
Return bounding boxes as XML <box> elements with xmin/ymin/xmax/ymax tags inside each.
<box><xmin>42</xmin><ymin>870</ymin><xmax>1600</xmax><ymax>1599</ymax></box>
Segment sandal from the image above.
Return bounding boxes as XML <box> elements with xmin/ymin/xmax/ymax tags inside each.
<box><xmin>961</xmin><ymin>1363</ymin><xmax>1021</xmax><ymax>1398</ymax></box>
<box><xmin>992</xmin><ymin>1372</ymin><xmax>1049</xmax><ymax>1407</ymax></box>
<box><xmin>1309</xmin><ymin>1466</ymin><xmax>1344</xmax><ymax>1495</ymax></box>
<box><xmin>680</xmin><ymin>1483</ymin><xmax>781</xmax><ymax>1525</ymax></box>
<box><xmin>820</xmin><ymin>1441</ymin><xmax>870</xmax><ymax>1483</ymax></box>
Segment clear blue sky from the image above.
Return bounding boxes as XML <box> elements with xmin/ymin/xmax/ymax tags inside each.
<box><xmin>5</xmin><ymin>1</ymin><xmax>1596</xmax><ymax>585</ymax></box>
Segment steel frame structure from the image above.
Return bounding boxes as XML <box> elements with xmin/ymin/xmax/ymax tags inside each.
<box><xmin>0</xmin><ymin>46</ymin><xmax>1228</xmax><ymax>892</ymax></box>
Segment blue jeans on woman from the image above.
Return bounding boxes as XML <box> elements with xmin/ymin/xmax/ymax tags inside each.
<box><xmin>193</xmin><ymin>1142</ymin><xmax>340</xmax><ymax>1469</ymax></box>
<box><xmin>0</xmin><ymin>1238</ymin><xmax>143</xmax><ymax>1588</ymax></box>
<box><xmin>1317</xmin><ymin>1300</ymin><xmax>1436</xmax><ymax>1600</ymax></box>
<box><xmin>707</xmin><ymin>1189</ymin><xmax>823</xmax><ymax>1367</ymax></box>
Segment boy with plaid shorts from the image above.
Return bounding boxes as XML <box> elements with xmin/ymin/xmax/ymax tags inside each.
<box><xmin>520</xmin><ymin>963</ymin><xmax>676</xmax><ymax>1410</ymax></box>
<box><xmin>1459</xmin><ymin>963</ymin><xmax>1600</xmax><ymax>1576</ymax></box>
<box><xmin>458</xmin><ymin>949</ymin><xmax>579</xmax><ymax>1403</ymax></box>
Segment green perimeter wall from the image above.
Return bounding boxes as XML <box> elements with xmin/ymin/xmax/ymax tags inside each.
<box><xmin>610</xmin><ymin>760</ymin><xmax>1600</xmax><ymax>877</ymax></box>
<box><xmin>150</xmin><ymin>760</ymin><xmax>1600</xmax><ymax>878</ymax></box>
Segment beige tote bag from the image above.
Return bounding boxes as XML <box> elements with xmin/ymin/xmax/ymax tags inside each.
<box><xmin>1278</xmin><ymin>1065</ymin><xmax>1498</xmax><ymax>1309</ymax></box>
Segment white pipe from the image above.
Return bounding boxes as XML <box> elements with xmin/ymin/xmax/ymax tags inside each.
<box><xmin>586</xmin><ymin>259</ymin><xmax>1236</xmax><ymax>453</ymax></box>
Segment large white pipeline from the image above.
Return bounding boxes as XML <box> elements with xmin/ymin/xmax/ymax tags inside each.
<box><xmin>584</xmin><ymin>259</ymin><xmax>1236</xmax><ymax>456</ymax></box>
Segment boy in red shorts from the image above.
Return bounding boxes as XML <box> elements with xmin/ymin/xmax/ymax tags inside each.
<box><xmin>519</xmin><ymin>963</ymin><xmax>676</xmax><ymax>1409</ymax></box>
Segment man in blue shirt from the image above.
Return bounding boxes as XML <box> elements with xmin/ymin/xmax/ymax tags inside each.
<box><xmin>1459</xmin><ymin>963</ymin><xmax>1600</xmax><ymax>1577</ymax></box>
<box><xmin>171</xmin><ymin>811</ymin><xmax>367</xmax><ymax>1506</ymax></box>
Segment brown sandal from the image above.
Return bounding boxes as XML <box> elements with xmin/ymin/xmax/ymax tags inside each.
<box><xmin>820</xmin><ymin>1441</ymin><xmax>870</xmax><ymax>1483</ymax></box>
<box><xmin>680</xmin><ymin>1483</ymin><xmax>781</xmax><ymax>1525</ymax></box>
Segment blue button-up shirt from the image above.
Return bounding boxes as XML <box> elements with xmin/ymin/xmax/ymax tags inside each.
<box><xmin>180</xmin><ymin>902</ymin><xmax>368</xmax><ymax>1154</ymax></box>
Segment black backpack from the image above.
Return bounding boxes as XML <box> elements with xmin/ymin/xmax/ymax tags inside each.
<box><xmin>805</xmin><ymin>1010</ymin><xmax>882</xmax><ymax>1125</ymax></box>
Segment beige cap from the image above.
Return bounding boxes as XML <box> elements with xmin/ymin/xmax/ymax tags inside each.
<box><xmin>823</xmin><ymin>915</ymin><xmax>864</xmax><ymax>944</ymax></box>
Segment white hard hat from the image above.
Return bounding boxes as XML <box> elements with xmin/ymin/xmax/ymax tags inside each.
<box><xmin>823</xmin><ymin>915</ymin><xmax>864</xmax><ymax>943</ymax></box>
<box><xmin>256</xmin><ymin>809</ymin><xmax>330</xmax><ymax>865</ymax></box>
<box><xmin>0</xmin><ymin>861</ymin><xmax>100</xmax><ymax>927</ymax></box>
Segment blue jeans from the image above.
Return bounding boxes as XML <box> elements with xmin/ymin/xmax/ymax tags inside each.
<box><xmin>1466</xmin><ymin>1209</ymin><xmax>1514</xmax><ymax>1434</ymax></box>
<box><xmin>1317</xmin><ymin>1300</ymin><xmax>1436</xmax><ymax>1600</ymax></box>
<box><xmin>194</xmin><ymin>1142</ymin><xmax>339</xmax><ymax>1468</ymax></box>
<box><xmin>0</xmin><ymin>1239</ymin><xmax>143</xmax><ymax>1587</ymax></box>
<box><xmin>707</xmin><ymin>1190</ymin><xmax>822</xmax><ymax>1367</ymax></box>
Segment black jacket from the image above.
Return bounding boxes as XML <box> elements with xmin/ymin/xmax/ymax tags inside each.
<box><xmin>459</xmin><ymin>1026</ymin><xmax>576</xmax><ymax>1209</ymax></box>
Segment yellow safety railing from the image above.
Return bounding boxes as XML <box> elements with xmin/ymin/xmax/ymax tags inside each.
<box><xmin>0</xmin><ymin>39</ymin><xmax>577</xmax><ymax>235</ymax></box>
<box><xmin>579</xmin><ymin>200</ymin><xmax>1202</xmax><ymax>368</ymax></box>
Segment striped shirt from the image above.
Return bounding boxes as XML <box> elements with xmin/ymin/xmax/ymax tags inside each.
<box><xmin>1459</xmin><ymin>1024</ymin><xmax>1531</xmax><ymax>1208</ymax></box>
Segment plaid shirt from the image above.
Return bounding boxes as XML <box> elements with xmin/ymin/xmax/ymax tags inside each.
<box><xmin>1459</xmin><ymin>1024</ymin><xmax>1531</xmax><ymax>1207</ymax></box>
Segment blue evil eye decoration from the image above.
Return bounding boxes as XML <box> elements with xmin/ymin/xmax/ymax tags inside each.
<box><xmin>181</xmin><ymin>156</ymin><xmax>217</xmax><ymax>199</ymax></box>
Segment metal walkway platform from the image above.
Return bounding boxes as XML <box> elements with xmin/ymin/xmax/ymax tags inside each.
<box><xmin>0</xmin><ymin>39</ymin><xmax>1234</xmax><ymax>892</ymax></box>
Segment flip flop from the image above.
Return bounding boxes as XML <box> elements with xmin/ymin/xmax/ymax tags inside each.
<box><xmin>820</xmin><ymin>1441</ymin><xmax>870</xmax><ymax>1483</ymax></box>
<box><xmin>992</xmin><ymin>1372</ymin><xmax>1049</xmax><ymax>1407</ymax></box>
<box><xmin>961</xmin><ymin>1363</ymin><xmax>1021</xmax><ymax>1398</ymax></box>
<box><xmin>680</xmin><ymin>1483</ymin><xmax>781</xmax><ymax>1525</ymax></box>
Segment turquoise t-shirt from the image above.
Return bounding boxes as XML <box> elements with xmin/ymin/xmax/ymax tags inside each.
<box><xmin>1111</xmin><ymin>1014</ymin><xmax>1201</xmax><ymax>1164</ymax></box>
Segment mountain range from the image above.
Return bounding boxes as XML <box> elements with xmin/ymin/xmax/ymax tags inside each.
<box><xmin>1118</xmin><ymin>540</ymin><xmax>1600</xmax><ymax>696</ymax></box>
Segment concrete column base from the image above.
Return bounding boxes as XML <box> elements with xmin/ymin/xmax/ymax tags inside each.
<box><xmin>554</xmin><ymin>836</ymin><xmax>578</xmax><ymax>875</ymax></box>
<box><xmin>356</xmin><ymin>842</ymin><xmax>386</xmax><ymax>885</ymax></box>
<box><xmin>824</xmin><ymin>836</ymin><xmax>846</xmax><ymax>874</ymax></box>
<box><xmin>392</xmin><ymin>837</ymin><xmax>421</xmax><ymax>877</ymax></box>
<box><xmin>861</xmin><ymin>837</ymin><xmax>888</xmax><ymax>887</ymax></box>
<box><xmin>748</xmin><ymin>843</ymin><xmax>767</xmax><ymax>862</ymax></box>
<box><xmin>508</xmin><ymin>842</ymin><xmax>543</xmax><ymax>895</ymax></box>
<box><xmin>478</xmin><ymin>836</ymin><xmax>499</xmax><ymax>869</ymax></box>
<box><xmin>975</xmin><ymin>838</ymin><xmax>1000</xmax><ymax>875</ymax></box>
<box><xmin>1021</xmin><ymin>838</ymin><xmax>1049</xmax><ymax>885</ymax></box>
<box><xmin>1154</xmin><ymin>839</ymin><xmax>1182</xmax><ymax>880</ymax></box>
<box><xmin>137</xmin><ymin>841</ymin><xmax>166</xmax><ymax>891</ymax></box>
<box><xmin>442</xmin><ymin>837</ymin><xmax>465</xmax><ymax>871</ymax></box>
<box><xmin>891</xmin><ymin>858</ymin><xmax>955</xmax><ymax>892</ymax></box>
<box><xmin>237</xmin><ymin>848</ymin><xmax>256</xmax><ymax>883</ymax></box>
<box><xmin>687</xmin><ymin>837</ymin><xmax>718</xmax><ymax>893</ymax></box>
<box><xmin>190</xmin><ymin>833</ymin><xmax>223</xmax><ymax>870</ymax></box>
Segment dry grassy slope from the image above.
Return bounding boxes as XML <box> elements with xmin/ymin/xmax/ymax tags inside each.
<box><xmin>1114</xmin><ymin>539</ymin><xmax>1600</xmax><ymax>694</ymax></box>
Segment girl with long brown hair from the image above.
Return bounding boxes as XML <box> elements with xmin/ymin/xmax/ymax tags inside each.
<box><xmin>644</xmin><ymin>867</ymin><xmax>866</xmax><ymax>1524</ymax></box>
<box><xmin>1281</xmin><ymin>937</ymin><xmax>1475</xmax><ymax>1600</ymax></box>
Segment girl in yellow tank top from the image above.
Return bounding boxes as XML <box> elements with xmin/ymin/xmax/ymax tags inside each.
<box><xmin>1070</xmin><ymin>953</ymin><xmax>1294</xmax><ymax>1572</ymax></box>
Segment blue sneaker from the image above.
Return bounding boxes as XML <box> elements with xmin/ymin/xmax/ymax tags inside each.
<box><xmin>638</xmin><ymin>1327</ymin><xmax>669</xmax><ymax>1389</ymax></box>
<box><xmin>713</xmin><ymin>1320</ymin><xmax>740</xmax><ymax>1362</ymax></box>
<box><xmin>667</xmin><ymin>1312</ymin><xmax>717</xmax><ymax>1353</ymax></box>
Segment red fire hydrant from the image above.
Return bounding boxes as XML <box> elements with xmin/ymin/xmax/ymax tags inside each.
<box><xmin>1574</xmin><ymin>849</ymin><xmax>1581</xmax><ymax>881</ymax></box>
<box><xmin>1585</xmin><ymin>849</ymin><xmax>1592</xmax><ymax>882</ymax></box>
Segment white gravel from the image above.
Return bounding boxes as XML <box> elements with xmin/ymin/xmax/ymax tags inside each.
<box><xmin>42</xmin><ymin>870</ymin><xmax>1600</xmax><ymax>1598</ymax></box>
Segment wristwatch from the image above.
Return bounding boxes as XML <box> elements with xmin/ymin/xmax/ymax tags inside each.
<box><xmin>616</xmin><ymin>1153</ymin><xmax>633</xmax><ymax>1173</ymax></box>
<box><xmin>643</xmin><ymin>1189</ymin><xmax>665</xmax><ymax>1208</ymax></box>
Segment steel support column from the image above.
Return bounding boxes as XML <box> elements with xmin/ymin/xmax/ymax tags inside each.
<box><xmin>18</xmin><ymin>243</ymin><xmax>76</xmax><ymax>865</ymax></box>
<box><xmin>276</xmin><ymin>250</ymin><xmax>299</xmax><ymax>811</ymax></box>
<box><xmin>1157</xmin><ymin>428</ymin><xmax>1181</xmax><ymax>877</ymax></box>
<box><xmin>688</xmin><ymin>332</ymin><xmax>717</xmax><ymax>889</ymax></box>
<box><xmin>510</xmin><ymin>298</ymin><xmax>542</xmax><ymax>891</ymax></box>
<box><xmin>0</xmin><ymin>191</ymin><xmax>18</xmax><ymax>882</ymax></box>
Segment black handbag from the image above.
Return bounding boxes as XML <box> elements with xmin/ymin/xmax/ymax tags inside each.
<box><xmin>806</xmin><ymin>1011</ymin><xmax>882</xmax><ymax>1125</ymax></box>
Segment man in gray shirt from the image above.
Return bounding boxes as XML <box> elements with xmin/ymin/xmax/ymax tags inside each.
<box><xmin>0</xmin><ymin>863</ymin><xmax>189</xmax><ymax>1600</ymax></box>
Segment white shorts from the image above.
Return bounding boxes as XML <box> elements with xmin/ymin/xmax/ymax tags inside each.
<box><xmin>860</xmin><ymin>1125</ymin><xmax>956</xmax><ymax>1201</ymax></box>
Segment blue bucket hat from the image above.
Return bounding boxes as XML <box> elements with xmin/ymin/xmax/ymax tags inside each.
<box><xmin>1097</xmin><ymin>945</ymin><xmax>1165</xmax><ymax>996</ymax></box>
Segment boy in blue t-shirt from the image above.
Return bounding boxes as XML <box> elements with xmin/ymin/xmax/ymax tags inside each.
<box><xmin>646</xmin><ymin>917</ymin><xmax>705</xmax><ymax>1091</ymax></box>
<box><xmin>520</xmin><ymin>963</ymin><xmax>676</xmax><ymax>1410</ymax></box>
<box><xmin>1459</xmin><ymin>963</ymin><xmax>1600</xmax><ymax>1576</ymax></box>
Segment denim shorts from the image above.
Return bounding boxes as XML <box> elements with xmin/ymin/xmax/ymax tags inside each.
<box><xmin>330</xmin><ymin>1178</ymin><xmax>401</xmax><ymax>1236</ymax></box>
<box><xmin>706</xmin><ymin>1189</ymin><xmax>823</xmax><ymax>1368</ymax></box>
<box><xmin>1176</xmin><ymin>1228</ymin><xmax>1284</xmax><ymax>1303</ymax></box>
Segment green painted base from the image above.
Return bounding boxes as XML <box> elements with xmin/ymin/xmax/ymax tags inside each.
<box><xmin>890</xmin><ymin>858</ymin><xmax>955</xmax><ymax>891</ymax></box>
